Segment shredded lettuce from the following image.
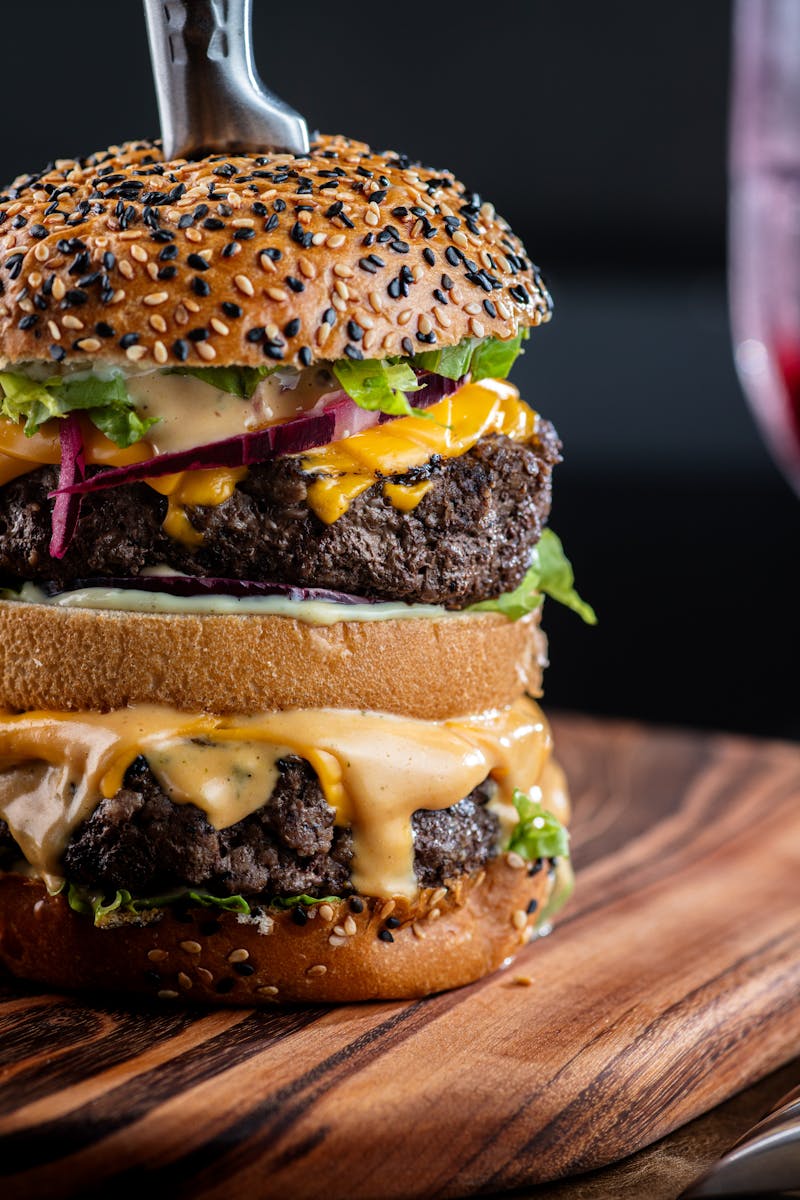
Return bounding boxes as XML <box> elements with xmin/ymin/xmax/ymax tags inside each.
<box><xmin>469</xmin><ymin>530</ymin><xmax>596</xmax><ymax>624</ymax></box>
<box><xmin>64</xmin><ymin>883</ymin><xmax>343</xmax><ymax>927</ymax></box>
<box><xmin>170</xmin><ymin>365</ymin><xmax>276</xmax><ymax>399</ymax></box>
<box><xmin>0</xmin><ymin>370</ymin><xmax>156</xmax><ymax>448</ymax></box>
<box><xmin>333</xmin><ymin>357</ymin><xmax>422</xmax><ymax>416</ymax></box>
<box><xmin>411</xmin><ymin>330</ymin><xmax>526</xmax><ymax>382</ymax></box>
<box><xmin>507</xmin><ymin>790</ymin><xmax>570</xmax><ymax>861</ymax></box>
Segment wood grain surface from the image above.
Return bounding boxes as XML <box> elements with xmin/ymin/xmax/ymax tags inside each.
<box><xmin>1</xmin><ymin>714</ymin><xmax>798</xmax><ymax>1200</ymax></box>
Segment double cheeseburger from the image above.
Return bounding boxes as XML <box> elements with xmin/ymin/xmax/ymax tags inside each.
<box><xmin>0</xmin><ymin>135</ymin><xmax>593</xmax><ymax>1003</ymax></box>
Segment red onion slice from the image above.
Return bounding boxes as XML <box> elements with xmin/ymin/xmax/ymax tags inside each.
<box><xmin>48</xmin><ymin>415</ymin><xmax>85</xmax><ymax>558</ymax></box>
<box><xmin>48</xmin><ymin>373</ymin><xmax>461</xmax><ymax>500</ymax></box>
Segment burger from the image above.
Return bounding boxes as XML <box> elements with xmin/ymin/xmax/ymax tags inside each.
<box><xmin>0</xmin><ymin>135</ymin><xmax>593</xmax><ymax>1003</ymax></box>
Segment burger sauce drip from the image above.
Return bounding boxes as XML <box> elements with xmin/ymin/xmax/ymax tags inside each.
<box><xmin>0</xmin><ymin>697</ymin><xmax>559</xmax><ymax>898</ymax></box>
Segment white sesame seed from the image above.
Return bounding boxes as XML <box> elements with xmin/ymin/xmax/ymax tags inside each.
<box><xmin>110</xmin><ymin>290</ymin><xmax>126</xmax><ymax>304</ymax></box>
<box><xmin>257</xmin><ymin>985</ymin><xmax>279</xmax><ymax>997</ymax></box>
<box><xmin>433</xmin><ymin>307</ymin><xmax>451</xmax><ymax>328</ymax></box>
<box><xmin>333</xmin><ymin>264</ymin><xmax>354</xmax><ymax>279</ymax></box>
<box><xmin>317</xmin><ymin>322</ymin><xmax>332</xmax><ymax>347</ymax></box>
<box><xmin>412</xmin><ymin>923</ymin><xmax>426</xmax><ymax>939</ymax></box>
<box><xmin>368</xmin><ymin>290</ymin><xmax>383</xmax><ymax>312</ymax></box>
<box><xmin>174</xmin><ymin>304</ymin><xmax>190</xmax><ymax>326</ymax></box>
<box><xmin>51</xmin><ymin>277</ymin><xmax>66</xmax><ymax>301</ymax></box>
<box><xmin>118</xmin><ymin>260</ymin><xmax>135</xmax><ymax>280</ymax></box>
<box><xmin>185</xmin><ymin>227</ymin><xmax>202</xmax><ymax>243</ymax></box>
<box><xmin>452</xmin><ymin>230</ymin><xmax>469</xmax><ymax>249</ymax></box>
<box><xmin>147</xmin><ymin>948</ymin><xmax>167</xmax><ymax>963</ymax></box>
<box><xmin>469</xmin><ymin>318</ymin><xmax>486</xmax><ymax>338</ymax></box>
<box><xmin>332</xmin><ymin>924</ymin><xmax>348</xmax><ymax>938</ymax></box>
<box><xmin>450</xmin><ymin>286</ymin><xmax>463</xmax><ymax>303</ymax></box>
<box><xmin>297</xmin><ymin>256</ymin><xmax>317</xmax><ymax>279</ymax></box>
<box><xmin>227</xmin><ymin>948</ymin><xmax>249</xmax><ymax>964</ymax></box>
<box><xmin>232</xmin><ymin>217</ymin><xmax>255</xmax><ymax>228</ymax></box>
<box><xmin>327</xmin><ymin>233</ymin><xmax>346</xmax><ymax>248</ymax></box>
<box><xmin>307</xmin><ymin>964</ymin><xmax>328</xmax><ymax>977</ymax></box>
<box><xmin>144</xmin><ymin>291</ymin><xmax>169</xmax><ymax>306</ymax></box>
<box><xmin>418</xmin><ymin>314</ymin><xmax>433</xmax><ymax>336</ymax></box>
<box><xmin>318</xmin><ymin>903</ymin><xmax>335</xmax><ymax>922</ymax></box>
<box><xmin>344</xmin><ymin>915</ymin><xmax>357</xmax><ymax>937</ymax></box>
<box><xmin>331</xmin><ymin>293</ymin><xmax>347</xmax><ymax>312</ymax></box>
<box><xmin>34</xmin><ymin>243</ymin><xmax>50</xmax><ymax>262</ymax></box>
<box><xmin>179</xmin><ymin>940</ymin><xmax>202</xmax><ymax>955</ymax></box>
<box><xmin>430</xmin><ymin>887</ymin><xmax>447</xmax><ymax>906</ymax></box>
<box><xmin>196</xmin><ymin>967</ymin><xmax>213</xmax><ymax>984</ymax></box>
<box><xmin>126</xmin><ymin>344</ymin><xmax>148</xmax><ymax>362</ymax></box>
<box><xmin>379</xmin><ymin>900</ymin><xmax>396</xmax><ymax>920</ymax></box>
<box><xmin>364</xmin><ymin>209</ymin><xmax>379</xmax><ymax>227</ymax></box>
<box><xmin>311</xmin><ymin>232</ymin><xmax>327</xmax><ymax>246</ymax></box>
<box><xmin>183</xmin><ymin>297</ymin><xmax>201</xmax><ymax>314</ymax></box>
<box><xmin>328</xmin><ymin>934</ymin><xmax>348</xmax><ymax>948</ymax></box>
<box><xmin>62</xmin><ymin>315</ymin><xmax>84</xmax><ymax>331</ymax></box>
<box><xmin>359</xmin><ymin>313</ymin><xmax>375</xmax><ymax>329</ymax></box>
<box><xmin>411</xmin><ymin>219</ymin><xmax>423</xmax><ymax>237</ymax></box>
<box><xmin>512</xmin><ymin>909</ymin><xmax>528</xmax><ymax>931</ymax></box>
<box><xmin>480</xmin><ymin>249</ymin><xmax>494</xmax><ymax>271</ymax></box>
<box><xmin>265</xmin><ymin>322</ymin><xmax>280</xmax><ymax>340</ymax></box>
<box><xmin>146</xmin><ymin>263</ymin><xmax>159</xmax><ymax>281</ymax></box>
<box><xmin>27</xmin><ymin>271</ymin><xmax>42</xmax><ymax>289</ymax></box>
<box><xmin>266</xmin><ymin>286</ymin><xmax>288</xmax><ymax>302</ymax></box>
<box><xmin>506</xmin><ymin>851</ymin><xmax>526</xmax><ymax>870</ymax></box>
<box><xmin>464</xmin><ymin>302</ymin><xmax>482</xmax><ymax>316</ymax></box>
<box><xmin>149</xmin><ymin>314</ymin><xmax>168</xmax><ymax>333</ymax></box>
<box><xmin>76</xmin><ymin>337</ymin><xmax>101</xmax><ymax>353</ymax></box>
<box><xmin>210</xmin><ymin>318</ymin><xmax>229</xmax><ymax>336</ymax></box>
<box><xmin>513</xmin><ymin>974</ymin><xmax>533</xmax><ymax>987</ymax></box>
<box><xmin>428</xmin><ymin>907</ymin><xmax>441</xmax><ymax>921</ymax></box>
<box><xmin>333</xmin><ymin>280</ymin><xmax>349</xmax><ymax>300</ymax></box>
<box><xmin>47</xmin><ymin>321</ymin><xmax>61</xmax><ymax>340</ymax></box>
<box><xmin>362</xmin><ymin>330</ymin><xmax>376</xmax><ymax>351</ymax></box>
<box><xmin>196</xmin><ymin>341</ymin><xmax>217</xmax><ymax>361</ymax></box>
<box><xmin>130</xmin><ymin>244</ymin><xmax>148</xmax><ymax>263</ymax></box>
<box><xmin>157</xmin><ymin>990</ymin><xmax>179</xmax><ymax>1000</ymax></box>
<box><xmin>397</xmin><ymin>309</ymin><xmax>413</xmax><ymax>326</ymax></box>
<box><xmin>153</xmin><ymin>341</ymin><xmax>168</xmax><ymax>365</ymax></box>
<box><xmin>496</xmin><ymin>301</ymin><xmax>511</xmax><ymax>320</ymax></box>
<box><xmin>258</xmin><ymin>252</ymin><xmax>277</xmax><ymax>273</ymax></box>
<box><xmin>178</xmin><ymin>971</ymin><xmax>193</xmax><ymax>990</ymax></box>
<box><xmin>234</xmin><ymin>273</ymin><xmax>254</xmax><ymax>297</ymax></box>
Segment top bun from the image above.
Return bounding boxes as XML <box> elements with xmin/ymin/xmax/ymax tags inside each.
<box><xmin>0</xmin><ymin>135</ymin><xmax>551</xmax><ymax>372</ymax></box>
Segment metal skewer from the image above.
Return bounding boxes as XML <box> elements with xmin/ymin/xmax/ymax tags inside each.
<box><xmin>143</xmin><ymin>0</ymin><xmax>309</xmax><ymax>161</ymax></box>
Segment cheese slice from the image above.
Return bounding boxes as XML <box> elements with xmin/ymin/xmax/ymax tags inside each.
<box><xmin>0</xmin><ymin>697</ymin><xmax>560</xmax><ymax>899</ymax></box>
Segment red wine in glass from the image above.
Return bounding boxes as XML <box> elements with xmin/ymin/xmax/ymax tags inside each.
<box><xmin>730</xmin><ymin>0</ymin><xmax>800</xmax><ymax>494</ymax></box>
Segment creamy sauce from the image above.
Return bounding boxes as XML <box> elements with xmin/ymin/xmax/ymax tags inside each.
<box><xmin>5</xmin><ymin>583</ymin><xmax>453</xmax><ymax>622</ymax></box>
<box><xmin>0</xmin><ymin>697</ymin><xmax>555</xmax><ymax>897</ymax></box>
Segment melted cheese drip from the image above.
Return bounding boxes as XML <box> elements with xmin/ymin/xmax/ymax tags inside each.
<box><xmin>0</xmin><ymin>697</ymin><xmax>556</xmax><ymax>898</ymax></box>
<box><xmin>300</xmin><ymin>378</ymin><xmax>537</xmax><ymax>523</ymax></box>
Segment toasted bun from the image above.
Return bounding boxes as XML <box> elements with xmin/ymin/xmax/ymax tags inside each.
<box><xmin>0</xmin><ymin>857</ymin><xmax>555</xmax><ymax>1003</ymax></box>
<box><xmin>0</xmin><ymin>135</ymin><xmax>551</xmax><ymax>372</ymax></box>
<box><xmin>0</xmin><ymin>600</ymin><xmax>544</xmax><ymax>718</ymax></box>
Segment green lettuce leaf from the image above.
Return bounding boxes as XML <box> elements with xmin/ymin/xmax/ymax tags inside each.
<box><xmin>64</xmin><ymin>883</ymin><xmax>344</xmax><ymax>927</ymax></box>
<box><xmin>0</xmin><ymin>371</ymin><xmax>157</xmax><ymax>448</ymax></box>
<box><xmin>170</xmin><ymin>365</ymin><xmax>276</xmax><ymax>399</ymax></box>
<box><xmin>468</xmin><ymin>529</ymin><xmax>597</xmax><ymax>624</ymax></box>
<box><xmin>410</xmin><ymin>331</ymin><xmax>526</xmax><ymax>382</ymax></box>
<box><xmin>269</xmin><ymin>893</ymin><xmax>341</xmax><ymax>909</ymax></box>
<box><xmin>507</xmin><ymin>790</ymin><xmax>570</xmax><ymax>861</ymax></box>
<box><xmin>333</xmin><ymin>357</ymin><xmax>422</xmax><ymax>416</ymax></box>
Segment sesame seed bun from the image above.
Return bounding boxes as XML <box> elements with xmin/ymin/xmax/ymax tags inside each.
<box><xmin>0</xmin><ymin>855</ymin><xmax>556</xmax><ymax>1003</ymax></box>
<box><xmin>0</xmin><ymin>135</ymin><xmax>551</xmax><ymax>372</ymax></box>
<box><xmin>0</xmin><ymin>599</ymin><xmax>545</xmax><ymax>719</ymax></box>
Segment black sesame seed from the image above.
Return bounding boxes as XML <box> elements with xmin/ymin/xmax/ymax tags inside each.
<box><xmin>378</xmin><ymin>929</ymin><xmax>394</xmax><ymax>943</ymax></box>
<box><xmin>433</xmin><ymin>289</ymin><xmax>448</xmax><ymax>305</ymax></box>
<box><xmin>30</xmin><ymin>223</ymin><xmax>47</xmax><ymax>239</ymax></box>
<box><xmin>233</xmin><ymin>962</ymin><xmax>255</xmax><ymax>976</ymax></box>
<box><xmin>187</xmin><ymin>253</ymin><xmax>210</xmax><ymax>272</ymax></box>
<box><xmin>445</xmin><ymin>246</ymin><xmax>461</xmax><ymax>267</ymax></box>
<box><xmin>172</xmin><ymin>338</ymin><xmax>189</xmax><ymax>361</ymax></box>
<box><xmin>262</xmin><ymin>246</ymin><xmax>282</xmax><ymax>261</ymax></box>
<box><xmin>284</xmin><ymin>317</ymin><xmax>300</xmax><ymax>338</ymax></box>
<box><xmin>291</xmin><ymin>906</ymin><xmax>308</xmax><ymax>926</ymax></box>
<box><xmin>215</xmin><ymin>977</ymin><xmax>236</xmax><ymax>994</ymax></box>
<box><xmin>203</xmin><ymin>217</ymin><xmax>224</xmax><ymax>231</ymax></box>
<box><xmin>119</xmin><ymin>332</ymin><xmax>139</xmax><ymax>349</ymax></box>
<box><xmin>385</xmin><ymin>916</ymin><xmax>401</xmax><ymax>929</ymax></box>
<box><xmin>95</xmin><ymin>321</ymin><xmax>115</xmax><ymax>338</ymax></box>
<box><xmin>325</xmin><ymin>200</ymin><xmax>343</xmax><ymax>219</ymax></box>
<box><xmin>191</xmin><ymin>276</ymin><xmax>211</xmax><ymax>297</ymax></box>
<box><xmin>347</xmin><ymin>320</ymin><xmax>363</xmax><ymax>341</ymax></box>
<box><xmin>483</xmin><ymin>299</ymin><xmax>497</xmax><ymax>318</ymax></box>
<box><xmin>344</xmin><ymin>343</ymin><xmax>363</xmax><ymax>360</ymax></box>
<box><xmin>391</xmin><ymin>207</ymin><xmax>408</xmax><ymax>219</ymax></box>
<box><xmin>423</xmin><ymin>247</ymin><xmax>436</xmax><ymax>266</ymax></box>
<box><xmin>298</xmin><ymin>346</ymin><xmax>312</xmax><ymax>367</ymax></box>
<box><xmin>264</xmin><ymin>213</ymin><xmax>279</xmax><ymax>233</ymax></box>
<box><xmin>323</xmin><ymin>307</ymin><xmax>336</xmax><ymax>326</ymax></box>
<box><xmin>157</xmin><ymin>265</ymin><xmax>177</xmax><ymax>281</ymax></box>
<box><xmin>401</xmin><ymin>336</ymin><xmax>414</xmax><ymax>356</ymax></box>
<box><xmin>349</xmin><ymin>896</ymin><xmax>365</xmax><ymax>913</ymax></box>
<box><xmin>221</xmin><ymin>242</ymin><xmax>238</xmax><ymax>258</ymax></box>
<box><xmin>528</xmin><ymin>857</ymin><xmax>544</xmax><ymax>877</ymax></box>
<box><xmin>387</xmin><ymin>277</ymin><xmax>401</xmax><ymax>300</ymax></box>
<box><xmin>159</xmin><ymin>244</ymin><xmax>178</xmax><ymax>261</ymax></box>
<box><xmin>246</xmin><ymin>326</ymin><xmax>265</xmax><ymax>343</ymax></box>
<box><xmin>358</xmin><ymin>258</ymin><xmax>378</xmax><ymax>274</ymax></box>
<box><xmin>274</xmin><ymin>198</ymin><xmax>287</xmax><ymax>212</ymax></box>
<box><xmin>18</xmin><ymin>314</ymin><xmax>38</xmax><ymax>330</ymax></box>
<box><xmin>285</xmin><ymin>276</ymin><xmax>304</xmax><ymax>293</ymax></box>
<box><xmin>5</xmin><ymin>253</ymin><xmax>24</xmax><ymax>280</ymax></box>
<box><xmin>188</xmin><ymin>327</ymin><xmax>209</xmax><ymax>342</ymax></box>
<box><xmin>527</xmin><ymin>898</ymin><xmax>539</xmax><ymax>914</ymax></box>
<box><xmin>221</xmin><ymin>301</ymin><xmax>242</xmax><ymax>318</ymax></box>
<box><xmin>199</xmin><ymin>919</ymin><xmax>222</xmax><ymax>936</ymax></box>
<box><xmin>103</xmin><ymin>251</ymin><xmax>116</xmax><ymax>270</ymax></box>
<box><xmin>49</xmin><ymin>344</ymin><xmax>65</xmax><ymax>362</ymax></box>
<box><xmin>145</xmin><ymin>970</ymin><xmax>162</xmax><ymax>984</ymax></box>
<box><xmin>391</xmin><ymin>240</ymin><xmax>410</xmax><ymax>254</ymax></box>
<box><xmin>264</xmin><ymin>339</ymin><xmax>285</xmax><ymax>360</ymax></box>
<box><xmin>442</xmin><ymin>274</ymin><xmax>454</xmax><ymax>290</ymax></box>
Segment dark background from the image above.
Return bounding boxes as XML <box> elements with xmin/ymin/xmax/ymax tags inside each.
<box><xmin>2</xmin><ymin>0</ymin><xmax>797</xmax><ymax>736</ymax></box>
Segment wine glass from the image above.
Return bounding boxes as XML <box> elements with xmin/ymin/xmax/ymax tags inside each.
<box><xmin>730</xmin><ymin>0</ymin><xmax>800</xmax><ymax>495</ymax></box>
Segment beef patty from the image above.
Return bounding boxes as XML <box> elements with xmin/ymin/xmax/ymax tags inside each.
<box><xmin>0</xmin><ymin>427</ymin><xmax>559</xmax><ymax>608</ymax></box>
<box><xmin>0</xmin><ymin>756</ymin><xmax>500</xmax><ymax>898</ymax></box>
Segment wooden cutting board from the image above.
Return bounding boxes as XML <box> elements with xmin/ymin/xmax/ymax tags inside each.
<box><xmin>1</xmin><ymin>714</ymin><xmax>798</xmax><ymax>1200</ymax></box>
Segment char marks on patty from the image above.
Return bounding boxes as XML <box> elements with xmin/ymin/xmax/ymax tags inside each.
<box><xmin>0</xmin><ymin>428</ymin><xmax>559</xmax><ymax>608</ymax></box>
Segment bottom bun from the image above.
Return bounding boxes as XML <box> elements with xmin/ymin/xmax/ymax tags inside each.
<box><xmin>0</xmin><ymin>857</ymin><xmax>560</xmax><ymax>1003</ymax></box>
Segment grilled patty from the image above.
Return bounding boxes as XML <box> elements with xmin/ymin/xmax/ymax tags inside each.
<box><xmin>0</xmin><ymin>756</ymin><xmax>500</xmax><ymax>898</ymax></box>
<box><xmin>0</xmin><ymin>428</ymin><xmax>559</xmax><ymax>608</ymax></box>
